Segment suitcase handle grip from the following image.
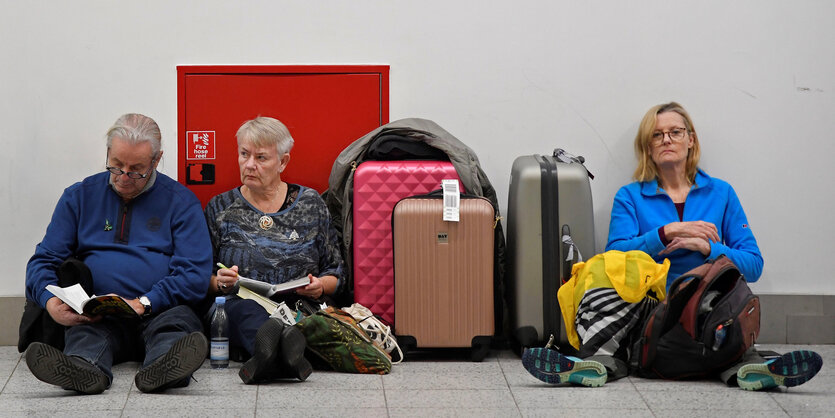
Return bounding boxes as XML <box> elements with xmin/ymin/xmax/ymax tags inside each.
<box><xmin>553</xmin><ymin>149</ymin><xmax>595</xmax><ymax>180</ymax></box>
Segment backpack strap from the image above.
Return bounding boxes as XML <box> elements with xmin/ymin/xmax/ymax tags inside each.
<box><xmin>639</xmin><ymin>275</ymin><xmax>700</xmax><ymax>371</ymax></box>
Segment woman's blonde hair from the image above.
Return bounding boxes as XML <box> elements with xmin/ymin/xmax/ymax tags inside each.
<box><xmin>633</xmin><ymin>102</ymin><xmax>701</xmax><ymax>183</ymax></box>
<box><xmin>236</xmin><ymin>116</ymin><xmax>294</xmax><ymax>155</ymax></box>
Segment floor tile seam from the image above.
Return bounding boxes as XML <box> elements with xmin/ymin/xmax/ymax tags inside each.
<box><xmin>647</xmin><ymin>408</ymin><xmax>788</xmax><ymax>415</ymax></box>
<box><xmin>384</xmin><ymin>388</ymin><xmax>513</xmax><ymax>391</ymax></box>
<box><xmin>117</xmin><ymin>378</ymin><xmax>133</xmax><ymax>415</ymax></box>
<box><xmin>767</xmin><ymin>389</ymin><xmax>793</xmax><ymax>416</ymax></box>
<box><xmin>254</xmin><ymin>382</ymin><xmax>261</xmax><ymax>417</ymax></box>
<box><xmin>498</xmin><ymin>357</ymin><xmax>524</xmax><ymax>416</ymax></box>
<box><xmin>0</xmin><ymin>354</ymin><xmax>22</xmax><ymax>395</ymax></box>
<box><xmin>627</xmin><ymin>374</ymin><xmax>656</xmax><ymax>414</ymax></box>
<box><xmin>376</xmin><ymin>374</ymin><xmax>391</xmax><ymax>418</ymax></box>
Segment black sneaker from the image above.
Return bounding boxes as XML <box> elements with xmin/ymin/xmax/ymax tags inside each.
<box><xmin>274</xmin><ymin>324</ymin><xmax>312</xmax><ymax>381</ymax></box>
<box><xmin>134</xmin><ymin>331</ymin><xmax>208</xmax><ymax>393</ymax></box>
<box><xmin>239</xmin><ymin>318</ymin><xmax>312</xmax><ymax>384</ymax></box>
<box><xmin>239</xmin><ymin>318</ymin><xmax>285</xmax><ymax>384</ymax></box>
<box><xmin>25</xmin><ymin>342</ymin><xmax>110</xmax><ymax>394</ymax></box>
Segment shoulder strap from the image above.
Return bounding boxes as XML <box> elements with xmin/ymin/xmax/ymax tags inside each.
<box><xmin>639</xmin><ymin>275</ymin><xmax>701</xmax><ymax>369</ymax></box>
<box><xmin>679</xmin><ymin>256</ymin><xmax>739</xmax><ymax>337</ymax></box>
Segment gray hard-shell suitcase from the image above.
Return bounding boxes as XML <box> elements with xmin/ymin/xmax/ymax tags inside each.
<box><xmin>506</xmin><ymin>149</ymin><xmax>595</xmax><ymax>352</ymax></box>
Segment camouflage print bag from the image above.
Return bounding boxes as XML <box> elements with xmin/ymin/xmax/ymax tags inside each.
<box><xmin>295</xmin><ymin>307</ymin><xmax>392</xmax><ymax>374</ymax></box>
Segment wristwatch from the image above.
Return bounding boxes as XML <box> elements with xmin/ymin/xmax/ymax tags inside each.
<box><xmin>139</xmin><ymin>296</ymin><xmax>152</xmax><ymax>316</ymax></box>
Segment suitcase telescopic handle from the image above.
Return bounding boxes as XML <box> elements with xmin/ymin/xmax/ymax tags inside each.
<box><xmin>553</xmin><ymin>148</ymin><xmax>595</xmax><ymax>180</ymax></box>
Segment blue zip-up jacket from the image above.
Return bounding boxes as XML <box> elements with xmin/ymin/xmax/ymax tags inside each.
<box><xmin>26</xmin><ymin>171</ymin><xmax>212</xmax><ymax>312</ymax></box>
<box><xmin>605</xmin><ymin>169</ymin><xmax>763</xmax><ymax>286</ymax></box>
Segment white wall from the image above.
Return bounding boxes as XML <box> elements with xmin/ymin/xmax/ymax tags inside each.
<box><xmin>2</xmin><ymin>0</ymin><xmax>833</xmax><ymax>296</ymax></box>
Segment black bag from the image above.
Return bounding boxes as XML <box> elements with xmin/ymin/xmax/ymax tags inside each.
<box><xmin>18</xmin><ymin>258</ymin><xmax>94</xmax><ymax>352</ymax></box>
<box><xmin>365</xmin><ymin>134</ymin><xmax>450</xmax><ymax>161</ymax></box>
<box><xmin>634</xmin><ymin>256</ymin><xmax>760</xmax><ymax>379</ymax></box>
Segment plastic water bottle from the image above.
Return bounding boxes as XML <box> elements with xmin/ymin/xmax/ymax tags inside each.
<box><xmin>210</xmin><ymin>296</ymin><xmax>229</xmax><ymax>368</ymax></box>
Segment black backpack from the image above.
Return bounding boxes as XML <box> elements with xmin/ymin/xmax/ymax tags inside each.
<box><xmin>634</xmin><ymin>255</ymin><xmax>760</xmax><ymax>379</ymax></box>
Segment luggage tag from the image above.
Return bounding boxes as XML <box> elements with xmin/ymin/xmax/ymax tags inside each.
<box><xmin>270</xmin><ymin>301</ymin><xmax>297</xmax><ymax>326</ymax></box>
<box><xmin>442</xmin><ymin>179</ymin><xmax>460</xmax><ymax>222</ymax></box>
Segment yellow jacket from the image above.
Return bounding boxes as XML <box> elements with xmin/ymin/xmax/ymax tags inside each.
<box><xmin>557</xmin><ymin>250</ymin><xmax>670</xmax><ymax>349</ymax></box>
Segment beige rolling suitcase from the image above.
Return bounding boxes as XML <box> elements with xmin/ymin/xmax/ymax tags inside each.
<box><xmin>392</xmin><ymin>194</ymin><xmax>495</xmax><ymax>361</ymax></box>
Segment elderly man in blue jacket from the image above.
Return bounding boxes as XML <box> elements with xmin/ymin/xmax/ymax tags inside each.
<box><xmin>24</xmin><ymin>113</ymin><xmax>212</xmax><ymax>394</ymax></box>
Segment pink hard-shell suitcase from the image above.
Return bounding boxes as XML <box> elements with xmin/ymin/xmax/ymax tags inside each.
<box><xmin>352</xmin><ymin>161</ymin><xmax>463</xmax><ymax>325</ymax></box>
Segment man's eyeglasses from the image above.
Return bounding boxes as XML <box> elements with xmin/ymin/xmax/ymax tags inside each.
<box><xmin>651</xmin><ymin>128</ymin><xmax>688</xmax><ymax>144</ymax></box>
<box><xmin>106</xmin><ymin>157</ymin><xmax>157</xmax><ymax>179</ymax></box>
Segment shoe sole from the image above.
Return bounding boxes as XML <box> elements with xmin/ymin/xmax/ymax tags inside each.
<box><xmin>522</xmin><ymin>347</ymin><xmax>607</xmax><ymax>387</ymax></box>
<box><xmin>276</xmin><ymin>325</ymin><xmax>312</xmax><ymax>381</ymax></box>
<box><xmin>240</xmin><ymin>319</ymin><xmax>284</xmax><ymax>384</ymax></box>
<box><xmin>135</xmin><ymin>332</ymin><xmax>208</xmax><ymax>393</ymax></box>
<box><xmin>25</xmin><ymin>342</ymin><xmax>108</xmax><ymax>394</ymax></box>
<box><xmin>738</xmin><ymin>350</ymin><xmax>823</xmax><ymax>391</ymax></box>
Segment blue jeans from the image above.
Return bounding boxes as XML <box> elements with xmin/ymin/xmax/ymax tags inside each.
<box><xmin>63</xmin><ymin>305</ymin><xmax>203</xmax><ymax>382</ymax></box>
<box><xmin>218</xmin><ymin>297</ymin><xmax>270</xmax><ymax>356</ymax></box>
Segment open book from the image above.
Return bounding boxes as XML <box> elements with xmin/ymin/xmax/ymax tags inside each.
<box><xmin>237</xmin><ymin>286</ymin><xmax>279</xmax><ymax>314</ymax></box>
<box><xmin>46</xmin><ymin>283</ymin><xmax>140</xmax><ymax>318</ymax></box>
<box><xmin>234</xmin><ymin>276</ymin><xmax>310</xmax><ymax>298</ymax></box>
<box><xmin>236</xmin><ymin>287</ymin><xmax>300</xmax><ymax>326</ymax></box>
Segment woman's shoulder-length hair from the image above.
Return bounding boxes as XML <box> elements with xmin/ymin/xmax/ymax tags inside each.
<box><xmin>632</xmin><ymin>102</ymin><xmax>701</xmax><ymax>183</ymax></box>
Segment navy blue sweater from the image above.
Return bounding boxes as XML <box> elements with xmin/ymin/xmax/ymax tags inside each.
<box><xmin>26</xmin><ymin>171</ymin><xmax>212</xmax><ymax>312</ymax></box>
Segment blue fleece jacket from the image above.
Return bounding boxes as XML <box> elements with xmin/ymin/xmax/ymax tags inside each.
<box><xmin>605</xmin><ymin>169</ymin><xmax>763</xmax><ymax>286</ymax></box>
<box><xmin>26</xmin><ymin>171</ymin><xmax>212</xmax><ymax>312</ymax></box>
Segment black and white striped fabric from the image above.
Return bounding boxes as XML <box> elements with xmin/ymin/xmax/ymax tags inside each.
<box><xmin>574</xmin><ymin>288</ymin><xmax>658</xmax><ymax>359</ymax></box>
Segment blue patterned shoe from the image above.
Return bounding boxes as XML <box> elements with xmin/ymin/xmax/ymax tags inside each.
<box><xmin>737</xmin><ymin>350</ymin><xmax>823</xmax><ymax>391</ymax></box>
<box><xmin>522</xmin><ymin>347</ymin><xmax>607</xmax><ymax>387</ymax></box>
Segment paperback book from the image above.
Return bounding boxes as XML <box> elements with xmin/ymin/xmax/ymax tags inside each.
<box><xmin>46</xmin><ymin>283</ymin><xmax>140</xmax><ymax>318</ymax></box>
<box><xmin>234</xmin><ymin>276</ymin><xmax>310</xmax><ymax>298</ymax></box>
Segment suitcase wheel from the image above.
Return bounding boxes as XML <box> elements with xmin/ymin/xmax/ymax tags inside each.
<box><xmin>396</xmin><ymin>335</ymin><xmax>417</xmax><ymax>359</ymax></box>
<box><xmin>470</xmin><ymin>336</ymin><xmax>492</xmax><ymax>362</ymax></box>
<box><xmin>512</xmin><ymin>326</ymin><xmax>539</xmax><ymax>355</ymax></box>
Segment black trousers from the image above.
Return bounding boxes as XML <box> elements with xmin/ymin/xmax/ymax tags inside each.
<box><xmin>587</xmin><ymin>347</ymin><xmax>766</xmax><ymax>386</ymax></box>
<box><xmin>18</xmin><ymin>258</ymin><xmax>93</xmax><ymax>352</ymax></box>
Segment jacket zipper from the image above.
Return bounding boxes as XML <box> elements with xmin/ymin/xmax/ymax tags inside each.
<box><xmin>117</xmin><ymin>202</ymin><xmax>130</xmax><ymax>244</ymax></box>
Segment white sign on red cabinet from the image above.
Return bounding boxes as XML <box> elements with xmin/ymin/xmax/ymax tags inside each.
<box><xmin>186</xmin><ymin>131</ymin><xmax>216</xmax><ymax>160</ymax></box>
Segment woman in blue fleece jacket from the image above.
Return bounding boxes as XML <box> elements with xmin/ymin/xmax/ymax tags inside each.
<box><xmin>604</xmin><ymin>104</ymin><xmax>763</xmax><ymax>285</ymax></box>
<box><xmin>523</xmin><ymin>102</ymin><xmax>822</xmax><ymax>391</ymax></box>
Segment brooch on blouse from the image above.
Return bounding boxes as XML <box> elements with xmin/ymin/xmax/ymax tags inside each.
<box><xmin>259</xmin><ymin>215</ymin><xmax>274</xmax><ymax>230</ymax></box>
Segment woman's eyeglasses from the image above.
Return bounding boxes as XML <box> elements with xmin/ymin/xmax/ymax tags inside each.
<box><xmin>651</xmin><ymin>128</ymin><xmax>688</xmax><ymax>144</ymax></box>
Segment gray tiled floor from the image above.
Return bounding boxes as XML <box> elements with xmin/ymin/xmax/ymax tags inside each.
<box><xmin>0</xmin><ymin>344</ymin><xmax>831</xmax><ymax>417</ymax></box>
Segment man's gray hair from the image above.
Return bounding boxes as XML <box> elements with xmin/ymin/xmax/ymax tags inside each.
<box><xmin>106</xmin><ymin>113</ymin><xmax>162</xmax><ymax>157</ymax></box>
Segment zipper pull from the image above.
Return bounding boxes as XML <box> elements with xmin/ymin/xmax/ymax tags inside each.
<box><xmin>294</xmin><ymin>300</ymin><xmax>305</xmax><ymax>322</ymax></box>
<box><xmin>712</xmin><ymin>324</ymin><xmax>726</xmax><ymax>351</ymax></box>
